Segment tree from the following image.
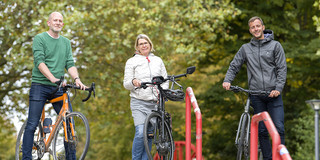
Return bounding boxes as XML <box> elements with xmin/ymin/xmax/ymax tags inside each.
<box><xmin>2</xmin><ymin>0</ymin><xmax>240</xmax><ymax>159</ymax></box>
<box><xmin>0</xmin><ymin>116</ymin><xmax>16</xmax><ymax>160</ymax></box>
<box><xmin>65</xmin><ymin>0</ymin><xmax>240</xmax><ymax>158</ymax></box>
<box><xmin>199</xmin><ymin>0</ymin><xmax>320</xmax><ymax>159</ymax></box>
<box><xmin>5</xmin><ymin>0</ymin><xmax>320</xmax><ymax>159</ymax></box>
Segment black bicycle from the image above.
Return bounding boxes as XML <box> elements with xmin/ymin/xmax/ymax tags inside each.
<box><xmin>229</xmin><ymin>85</ymin><xmax>270</xmax><ymax>160</ymax></box>
<box><xmin>139</xmin><ymin>66</ymin><xmax>196</xmax><ymax>160</ymax></box>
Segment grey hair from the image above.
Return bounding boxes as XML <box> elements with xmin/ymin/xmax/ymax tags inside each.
<box><xmin>135</xmin><ymin>34</ymin><xmax>155</xmax><ymax>53</ymax></box>
<box><xmin>48</xmin><ymin>12</ymin><xmax>63</xmax><ymax>21</ymax></box>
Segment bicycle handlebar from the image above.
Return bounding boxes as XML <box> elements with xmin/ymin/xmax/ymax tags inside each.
<box><xmin>167</xmin><ymin>73</ymin><xmax>187</xmax><ymax>79</ymax></box>
<box><xmin>138</xmin><ymin>66</ymin><xmax>196</xmax><ymax>90</ymax></box>
<box><xmin>53</xmin><ymin>76</ymin><xmax>96</xmax><ymax>102</ymax></box>
<box><xmin>230</xmin><ymin>85</ymin><xmax>270</xmax><ymax>96</ymax></box>
<box><xmin>139</xmin><ymin>76</ymin><xmax>169</xmax><ymax>89</ymax></box>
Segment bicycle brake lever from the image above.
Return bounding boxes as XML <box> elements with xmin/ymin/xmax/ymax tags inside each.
<box><xmin>229</xmin><ymin>86</ymin><xmax>240</xmax><ymax>93</ymax></box>
<box><xmin>92</xmin><ymin>82</ymin><xmax>95</xmax><ymax>98</ymax></box>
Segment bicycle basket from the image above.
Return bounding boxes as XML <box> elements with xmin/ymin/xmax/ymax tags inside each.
<box><xmin>163</xmin><ymin>89</ymin><xmax>185</xmax><ymax>101</ymax></box>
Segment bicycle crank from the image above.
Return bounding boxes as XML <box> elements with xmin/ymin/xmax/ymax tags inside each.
<box><xmin>35</xmin><ymin>140</ymin><xmax>45</xmax><ymax>159</ymax></box>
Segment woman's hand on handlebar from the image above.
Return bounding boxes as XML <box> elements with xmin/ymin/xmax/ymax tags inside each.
<box><xmin>222</xmin><ymin>82</ymin><xmax>231</xmax><ymax>90</ymax></box>
<box><xmin>132</xmin><ymin>78</ymin><xmax>141</xmax><ymax>87</ymax></box>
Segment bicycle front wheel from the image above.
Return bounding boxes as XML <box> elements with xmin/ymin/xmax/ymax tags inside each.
<box><xmin>236</xmin><ymin>113</ymin><xmax>249</xmax><ymax>160</ymax></box>
<box><xmin>144</xmin><ymin>112</ymin><xmax>174</xmax><ymax>160</ymax></box>
<box><xmin>52</xmin><ymin>112</ymin><xmax>90</xmax><ymax>160</ymax></box>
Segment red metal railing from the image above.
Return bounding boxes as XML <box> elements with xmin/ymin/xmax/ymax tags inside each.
<box><xmin>250</xmin><ymin>111</ymin><xmax>292</xmax><ymax>160</ymax></box>
<box><xmin>277</xmin><ymin>144</ymin><xmax>292</xmax><ymax>160</ymax></box>
<box><xmin>185</xmin><ymin>87</ymin><xmax>202</xmax><ymax>160</ymax></box>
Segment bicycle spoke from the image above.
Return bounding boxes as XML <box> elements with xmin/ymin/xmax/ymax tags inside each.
<box><xmin>236</xmin><ymin>114</ymin><xmax>249</xmax><ymax>160</ymax></box>
<box><xmin>52</xmin><ymin>112</ymin><xmax>90</xmax><ymax>160</ymax></box>
<box><xmin>144</xmin><ymin>112</ymin><xmax>174</xmax><ymax>160</ymax></box>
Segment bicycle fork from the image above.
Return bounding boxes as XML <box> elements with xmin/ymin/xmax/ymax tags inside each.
<box><xmin>63</xmin><ymin>116</ymin><xmax>77</xmax><ymax>141</ymax></box>
<box><xmin>235</xmin><ymin>98</ymin><xmax>251</xmax><ymax>145</ymax></box>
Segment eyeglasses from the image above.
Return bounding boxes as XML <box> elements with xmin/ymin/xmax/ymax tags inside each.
<box><xmin>139</xmin><ymin>42</ymin><xmax>149</xmax><ymax>46</ymax></box>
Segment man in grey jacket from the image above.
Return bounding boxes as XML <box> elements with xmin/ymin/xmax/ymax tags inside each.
<box><xmin>222</xmin><ymin>16</ymin><xmax>287</xmax><ymax>160</ymax></box>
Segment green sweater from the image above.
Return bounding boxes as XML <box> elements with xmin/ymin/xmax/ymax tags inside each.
<box><xmin>32</xmin><ymin>32</ymin><xmax>75</xmax><ymax>86</ymax></box>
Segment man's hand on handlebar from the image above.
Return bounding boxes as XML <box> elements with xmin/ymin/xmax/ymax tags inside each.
<box><xmin>54</xmin><ymin>77</ymin><xmax>87</xmax><ymax>90</ymax></box>
<box><xmin>51</xmin><ymin>77</ymin><xmax>65</xmax><ymax>86</ymax></box>
<box><xmin>269</xmin><ymin>90</ymin><xmax>280</xmax><ymax>98</ymax></box>
<box><xmin>75</xmin><ymin>79</ymin><xmax>87</xmax><ymax>90</ymax></box>
<box><xmin>222</xmin><ymin>82</ymin><xmax>231</xmax><ymax>90</ymax></box>
<box><xmin>53</xmin><ymin>78</ymin><xmax>66</xmax><ymax>87</ymax></box>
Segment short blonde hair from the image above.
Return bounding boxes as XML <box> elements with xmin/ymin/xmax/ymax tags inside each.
<box><xmin>135</xmin><ymin>34</ymin><xmax>155</xmax><ymax>53</ymax></box>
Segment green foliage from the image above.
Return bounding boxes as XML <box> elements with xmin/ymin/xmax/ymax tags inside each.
<box><xmin>199</xmin><ymin>0</ymin><xmax>320</xmax><ymax>159</ymax></box>
<box><xmin>1</xmin><ymin>0</ymin><xmax>320</xmax><ymax>159</ymax></box>
<box><xmin>1</xmin><ymin>0</ymin><xmax>240</xmax><ymax>159</ymax></box>
<box><xmin>286</xmin><ymin>107</ymin><xmax>314</xmax><ymax>160</ymax></box>
<box><xmin>0</xmin><ymin>116</ymin><xmax>16</xmax><ymax>160</ymax></box>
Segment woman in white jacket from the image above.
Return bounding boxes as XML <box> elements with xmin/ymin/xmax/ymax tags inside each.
<box><xmin>123</xmin><ymin>34</ymin><xmax>169</xmax><ymax>160</ymax></box>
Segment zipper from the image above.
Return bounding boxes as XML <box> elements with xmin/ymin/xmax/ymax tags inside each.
<box><xmin>146</xmin><ymin>56</ymin><xmax>156</xmax><ymax>100</ymax></box>
<box><xmin>258</xmin><ymin>41</ymin><xmax>265</xmax><ymax>90</ymax></box>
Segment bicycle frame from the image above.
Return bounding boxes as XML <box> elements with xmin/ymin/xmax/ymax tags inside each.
<box><xmin>39</xmin><ymin>91</ymin><xmax>74</xmax><ymax>152</ymax></box>
<box><xmin>157</xmin><ymin>87</ymin><xmax>168</xmax><ymax>141</ymax></box>
<box><xmin>142</xmin><ymin>66</ymin><xmax>196</xmax><ymax>159</ymax></box>
<box><xmin>230</xmin><ymin>85</ymin><xmax>270</xmax><ymax>160</ymax></box>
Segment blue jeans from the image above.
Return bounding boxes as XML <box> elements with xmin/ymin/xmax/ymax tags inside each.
<box><xmin>250</xmin><ymin>95</ymin><xmax>285</xmax><ymax>160</ymax></box>
<box><xmin>132</xmin><ymin>124</ymin><xmax>153</xmax><ymax>160</ymax></box>
<box><xmin>22</xmin><ymin>83</ymin><xmax>76</xmax><ymax>160</ymax></box>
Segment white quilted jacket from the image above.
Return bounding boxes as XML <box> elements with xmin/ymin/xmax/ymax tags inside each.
<box><xmin>123</xmin><ymin>53</ymin><xmax>169</xmax><ymax>101</ymax></box>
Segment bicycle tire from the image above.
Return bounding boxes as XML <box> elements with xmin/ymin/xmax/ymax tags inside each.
<box><xmin>52</xmin><ymin>112</ymin><xmax>90</xmax><ymax>160</ymax></box>
<box><xmin>143</xmin><ymin>112</ymin><xmax>174</xmax><ymax>160</ymax></box>
<box><xmin>236</xmin><ymin>114</ymin><xmax>249</xmax><ymax>160</ymax></box>
<box><xmin>15</xmin><ymin>120</ymin><xmax>49</xmax><ymax>160</ymax></box>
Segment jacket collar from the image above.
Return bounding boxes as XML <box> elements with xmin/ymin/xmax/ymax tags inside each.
<box><xmin>250</xmin><ymin>29</ymin><xmax>274</xmax><ymax>46</ymax></box>
<box><xmin>134</xmin><ymin>52</ymin><xmax>154</xmax><ymax>57</ymax></box>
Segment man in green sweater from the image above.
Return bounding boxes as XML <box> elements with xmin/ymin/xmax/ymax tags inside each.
<box><xmin>22</xmin><ymin>12</ymin><xmax>86</xmax><ymax>160</ymax></box>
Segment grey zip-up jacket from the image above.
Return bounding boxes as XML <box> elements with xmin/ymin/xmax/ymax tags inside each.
<box><xmin>224</xmin><ymin>29</ymin><xmax>287</xmax><ymax>93</ymax></box>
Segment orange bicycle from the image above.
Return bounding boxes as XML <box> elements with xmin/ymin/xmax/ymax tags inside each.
<box><xmin>15</xmin><ymin>77</ymin><xmax>95</xmax><ymax>160</ymax></box>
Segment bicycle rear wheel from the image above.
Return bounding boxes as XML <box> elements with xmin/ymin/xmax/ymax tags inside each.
<box><xmin>236</xmin><ymin>114</ymin><xmax>249</xmax><ymax>160</ymax></box>
<box><xmin>52</xmin><ymin>112</ymin><xmax>90</xmax><ymax>160</ymax></box>
<box><xmin>15</xmin><ymin>120</ymin><xmax>50</xmax><ymax>160</ymax></box>
<box><xmin>144</xmin><ymin>112</ymin><xmax>174</xmax><ymax>160</ymax></box>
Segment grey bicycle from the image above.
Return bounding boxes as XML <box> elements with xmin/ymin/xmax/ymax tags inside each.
<box><xmin>229</xmin><ymin>85</ymin><xmax>269</xmax><ymax>160</ymax></box>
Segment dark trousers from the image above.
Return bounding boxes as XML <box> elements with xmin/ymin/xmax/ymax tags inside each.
<box><xmin>250</xmin><ymin>95</ymin><xmax>285</xmax><ymax>160</ymax></box>
<box><xmin>22</xmin><ymin>83</ymin><xmax>75</xmax><ymax>160</ymax></box>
